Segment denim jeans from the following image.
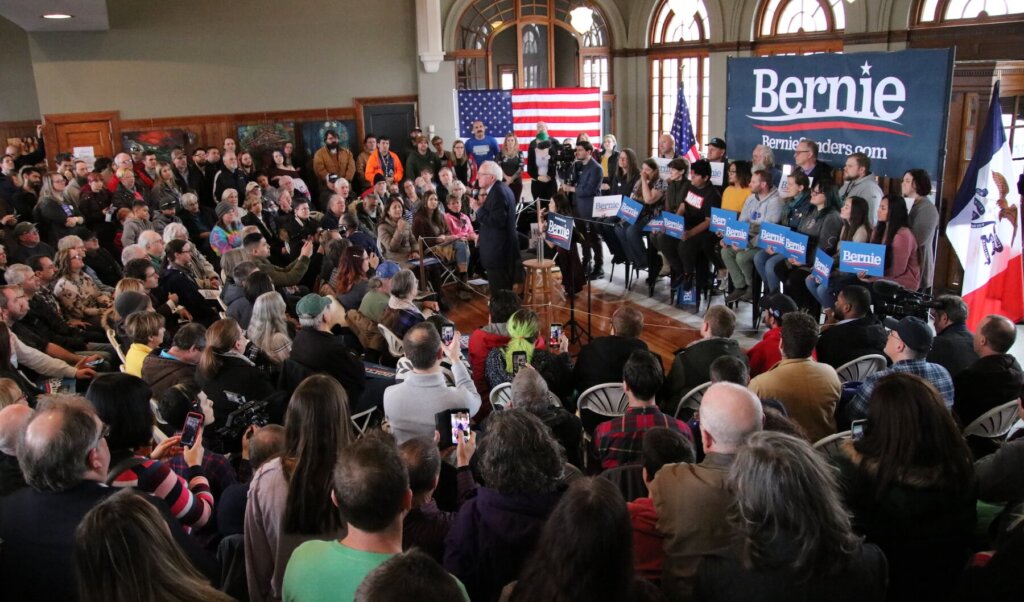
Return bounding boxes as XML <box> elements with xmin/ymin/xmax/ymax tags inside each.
<box><xmin>754</xmin><ymin>250</ymin><xmax>787</xmax><ymax>294</ymax></box>
<box><xmin>805</xmin><ymin>273</ymin><xmax>834</xmax><ymax>309</ymax></box>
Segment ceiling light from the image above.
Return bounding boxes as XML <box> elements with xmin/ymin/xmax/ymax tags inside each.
<box><xmin>42</xmin><ymin>14</ymin><xmax>74</xmax><ymax>19</ymax></box>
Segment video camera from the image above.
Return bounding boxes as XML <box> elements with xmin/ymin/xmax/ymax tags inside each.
<box><xmin>873</xmin><ymin>280</ymin><xmax>942</xmax><ymax>322</ymax></box>
<box><xmin>215</xmin><ymin>391</ymin><xmax>270</xmax><ymax>442</ymax></box>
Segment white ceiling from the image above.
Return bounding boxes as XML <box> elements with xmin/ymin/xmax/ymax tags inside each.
<box><xmin>0</xmin><ymin>0</ymin><xmax>108</xmax><ymax>32</ymax></box>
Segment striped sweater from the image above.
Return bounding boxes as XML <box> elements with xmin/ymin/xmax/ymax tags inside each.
<box><xmin>109</xmin><ymin>456</ymin><xmax>214</xmax><ymax>530</ymax></box>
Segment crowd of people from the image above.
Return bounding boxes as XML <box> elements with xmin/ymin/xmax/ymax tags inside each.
<box><xmin>0</xmin><ymin>124</ymin><xmax>1021</xmax><ymax>602</ymax></box>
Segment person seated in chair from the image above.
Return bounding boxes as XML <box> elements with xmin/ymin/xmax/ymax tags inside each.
<box><xmin>815</xmin><ymin>284</ymin><xmax>886</xmax><ymax>369</ymax></box>
<box><xmin>953</xmin><ymin>314</ymin><xmax>1023</xmax><ymax>428</ymax></box>
<box><xmin>663</xmin><ymin>305</ymin><xmax>746</xmax><ymax>414</ymax></box>
<box><xmin>289</xmin><ymin>294</ymin><xmax>366</xmax><ymax>411</ymax></box>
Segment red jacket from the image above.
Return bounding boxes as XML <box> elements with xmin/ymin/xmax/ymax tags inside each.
<box><xmin>628</xmin><ymin>497</ymin><xmax>664</xmax><ymax>584</ymax></box>
<box><xmin>747</xmin><ymin>326</ymin><xmax>816</xmax><ymax>377</ymax></box>
<box><xmin>468</xmin><ymin>325</ymin><xmax>545</xmax><ymax>420</ymax></box>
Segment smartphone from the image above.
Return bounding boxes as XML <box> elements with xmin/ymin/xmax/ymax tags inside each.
<box><xmin>434</xmin><ymin>408</ymin><xmax>470</xmax><ymax>449</ymax></box>
<box><xmin>548</xmin><ymin>323</ymin><xmax>562</xmax><ymax>348</ymax></box>
<box><xmin>85</xmin><ymin>358</ymin><xmax>104</xmax><ymax>367</ymax></box>
<box><xmin>512</xmin><ymin>351</ymin><xmax>527</xmax><ymax>374</ymax></box>
<box><xmin>180</xmin><ymin>411</ymin><xmax>204</xmax><ymax>448</ymax></box>
<box><xmin>441</xmin><ymin>324</ymin><xmax>455</xmax><ymax>346</ymax></box>
<box><xmin>850</xmin><ymin>419</ymin><xmax>866</xmax><ymax>441</ymax></box>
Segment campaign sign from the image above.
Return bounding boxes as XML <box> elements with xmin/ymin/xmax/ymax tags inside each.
<box><xmin>662</xmin><ymin>212</ymin><xmax>686</xmax><ymax>240</ymax></box>
<box><xmin>643</xmin><ymin>216</ymin><xmax>664</xmax><ymax>233</ymax></box>
<box><xmin>812</xmin><ymin>249</ymin><xmax>834</xmax><ymax>286</ymax></box>
<box><xmin>758</xmin><ymin>222</ymin><xmax>789</xmax><ymax>253</ymax></box>
<box><xmin>725</xmin><ymin>49</ymin><xmax>954</xmax><ymax>179</ymax></box>
<box><xmin>617</xmin><ymin>197</ymin><xmax>643</xmax><ymax>224</ymax></box>
<box><xmin>838</xmin><ymin>241</ymin><xmax>886</xmax><ymax>277</ymax></box>
<box><xmin>710</xmin><ymin>161</ymin><xmax>725</xmax><ymax>186</ymax></box>
<box><xmin>544</xmin><ymin>212</ymin><xmax>574</xmax><ymax>251</ymax></box>
<box><xmin>782</xmin><ymin>230</ymin><xmax>809</xmax><ymax>264</ymax></box>
<box><xmin>710</xmin><ymin>207</ymin><xmax>736</xmax><ymax>234</ymax></box>
<box><xmin>592</xmin><ymin>195</ymin><xmax>623</xmax><ymax>218</ymax></box>
<box><xmin>723</xmin><ymin>219</ymin><xmax>749</xmax><ymax>249</ymax></box>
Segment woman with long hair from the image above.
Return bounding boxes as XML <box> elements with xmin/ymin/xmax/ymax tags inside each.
<box><xmin>412</xmin><ymin>190</ymin><xmax>460</xmax><ymax>297</ymax></box>
<box><xmin>697</xmin><ymin>431</ymin><xmax>887</xmax><ymax>601</ymax></box>
<box><xmin>247</xmin><ymin>291</ymin><xmax>293</xmax><ymax>365</ymax></box>
<box><xmin>541</xmin><ymin>193</ymin><xmax>586</xmax><ymax>297</ymax></box>
<box><xmin>498</xmin><ymin>133</ymin><xmax>523</xmax><ymax>201</ymax></box>
<box><xmin>74</xmin><ymin>489</ymin><xmax>233</xmax><ymax>602</ymax></box>
<box><xmin>721</xmin><ymin>160</ymin><xmax>753</xmax><ymax>213</ymax></box>
<box><xmin>806</xmin><ymin>195</ymin><xmax>873</xmax><ymax>309</ymax></box>
<box><xmin>148</xmin><ymin>161</ymin><xmax>182</xmax><ymax>208</ymax></box>
<box><xmin>195</xmin><ymin>318</ymin><xmax>276</xmax><ymax>453</ymax></box>
<box><xmin>36</xmin><ymin>171</ymin><xmax>84</xmax><ymax>245</ymax></box>
<box><xmin>597</xmin><ymin>133</ymin><xmax>621</xmax><ymax>188</ymax></box>
<box><xmin>608</xmin><ymin>148</ymin><xmax>640</xmax><ymax>197</ymax></box>
<box><xmin>245</xmin><ymin>374</ymin><xmax>353</xmax><ymax>602</ymax></box>
<box><xmin>80</xmin><ymin>172</ymin><xmax>117</xmax><ymax>250</ymax></box>
<box><xmin>506</xmin><ymin>476</ymin><xmax>660</xmax><ymax>601</ymax></box>
<box><xmin>53</xmin><ymin>247</ymin><xmax>112</xmax><ymax>325</ymax></box>
<box><xmin>866</xmin><ymin>195</ymin><xmax>921</xmax><ymax>291</ymax></box>
<box><xmin>902</xmin><ymin>168</ymin><xmax>937</xmax><ymax>291</ymax></box>
<box><xmin>447</xmin><ymin>139</ymin><xmax>477</xmax><ymax>186</ymax></box>
<box><xmin>85</xmin><ymin>373</ymin><xmax>215</xmax><ymax>530</ymax></box>
<box><xmin>484</xmin><ymin>308</ymin><xmax>572</xmax><ymax>403</ymax></box>
<box><xmin>776</xmin><ymin>178</ymin><xmax>844</xmax><ymax>309</ymax></box>
<box><xmin>835</xmin><ymin>373</ymin><xmax>976</xmax><ymax>601</ymax></box>
<box><xmin>618</xmin><ymin>157</ymin><xmax>667</xmax><ymax>272</ymax></box>
<box><xmin>322</xmin><ymin>246</ymin><xmax>373</xmax><ymax>309</ymax></box>
<box><xmin>377</xmin><ymin>196</ymin><xmax>419</xmax><ymax>264</ymax></box>
<box><xmin>267</xmin><ymin>149</ymin><xmax>301</xmax><ymax>187</ymax></box>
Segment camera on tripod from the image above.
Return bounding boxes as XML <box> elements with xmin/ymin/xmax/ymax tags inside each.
<box><xmin>873</xmin><ymin>280</ymin><xmax>942</xmax><ymax>322</ymax></box>
<box><xmin>216</xmin><ymin>391</ymin><xmax>270</xmax><ymax>441</ymax></box>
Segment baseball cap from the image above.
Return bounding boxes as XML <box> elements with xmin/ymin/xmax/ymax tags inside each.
<box><xmin>375</xmin><ymin>260</ymin><xmax>401</xmax><ymax>279</ymax></box>
<box><xmin>327</xmin><ymin>174</ymin><xmax>340</xmax><ymax>185</ymax></box>
<box><xmin>13</xmin><ymin>222</ymin><xmax>36</xmax><ymax>237</ymax></box>
<box><xmin>245</xmin><ymin>181</ymin><xmax>261</xmax><ymax>193</ymax></box>
<box><xmin>883</xmin><ymin>316</ymin><xmax>934</xmax><ymax>353</ymax></box>
<box><xmin>160</xmin><ymin>197</ymin><xmax>178</xmax><ymax>209</ymax></box>
<box><xmin>708</xmin><ymin>137</ymin><xmax>727</xmax><ymax>150</ymax></box>
<box><xmin>296</xmin><ymin>294</ymin><xmax>332</xmax><ymax>319</ymax></box>
<box><xmin>759</xmin><ymin>293</ymin><xmax>798</xmax><ymax>321</ymax></box>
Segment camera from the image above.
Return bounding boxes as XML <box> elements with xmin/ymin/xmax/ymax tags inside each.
<box><xmin>873</xmin><ymin>280</ymin><xmax>941</xmax><ymax>322</ymax></box>
<box><xmin>215</xmin><ymin>391</ymin><xmax>270</xmax><ymax>442</ymax></box>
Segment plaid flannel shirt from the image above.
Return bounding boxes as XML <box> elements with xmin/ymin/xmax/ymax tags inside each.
<box><xmin>594</xmin><ymin>406</ymin><xmax>693</xmax><ymax>470</ymax></box>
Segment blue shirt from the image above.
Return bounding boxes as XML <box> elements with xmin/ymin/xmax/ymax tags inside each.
<box><xmin>466</xmin><ymin>136</ymin><xmax>500</xmax><ymax>167</ymax></box>
<box><xmin>847</xmin><ymin>358</ymin><xmax>955</xmax><ymax>422</ymax></box>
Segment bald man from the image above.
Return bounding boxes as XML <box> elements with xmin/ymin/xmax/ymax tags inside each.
<box><xmin>0</xmin><ymin>403</ymin><xmax>32</xmax><ymax>495</ymax></box>
<box><xmin>649</xmin><ymin>382</ymin><xmax>763</xmax><ymax>601</ymax></box>
<box><xmin>954</xmin><ymin>315</ymin><xmax>1023</xmax><ymax>427</ymax></box>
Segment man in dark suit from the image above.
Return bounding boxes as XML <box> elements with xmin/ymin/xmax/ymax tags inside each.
<box><xmin>816</xmin><ymin>285</ymin><xmax>887</xmax><ymax>369</ymax></box>
<box><xmin>471</xmin><ymin>161</ymin><xmax>521</xmax><ymax>292</ymax></box>
<box><xmin>573</xmin><ymin>306</ymin><xmax>649</xmax><ymax>393</ymax></box>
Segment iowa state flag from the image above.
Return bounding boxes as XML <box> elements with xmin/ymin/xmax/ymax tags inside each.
<box><xmin>947</xmin><ymin>81</ymin><xmax>1023</xmax><ymax>329</ymax></box>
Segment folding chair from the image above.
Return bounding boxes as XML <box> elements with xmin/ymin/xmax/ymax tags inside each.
<box><xmin>490</xmin><ymin>382</ymin><xmax>513</xmax><ymax>410</ymax></box>
<box><xmin>675</xmin><ymin>381</ymin><xmax>712</xmax><ymax>418</ymax></box>
<box><xmin>835</xmin><ymin>354</ymin><xmax>887</xmax><ymax>384</ymax></box>
<box><xmin>106</xmin><ymin>328</ymin><xmax>128</xmax><ymax>364</ymax></box>
<box><xmin>377</xmin><ymin>324</ymin><xmax>405</xmax><ymax>359</ymax></box>
<box><xmin>350</xmin><ymin>407</ymin><xmax>379</xmax><ymax>437</ymax></box>
<box><xmin>963</xmin><ymin>400</ymin><xmax>1021</xmax><ymax>440</ymax></box>
<box><xmin>813</xmin><ymin>430</ymin><xmax>852</xmax><ymax>459</ymax></box>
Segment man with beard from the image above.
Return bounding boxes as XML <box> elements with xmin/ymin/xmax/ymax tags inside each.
<box><xmin>13</xmin><ymin>168</ymin><xmax>42</xmax><ymax>223</ymax></box>
<box><xmin>355</xmin><ymin>134</ymin><xmax>378</xmax><ymax>193</ymax></box>
<box><xmin>405</xmin><ymin>136</ymin><xmax>441</xmax><ymax>184</ymax></box>
<box><xmin>65</xmin><ymin>160</ymin><xmax>91</xmax><ymax>204</ymax></box>
<box><xmin>815</xmin><ymin>284</ymin><xmax>887</xmax><ymax>369</ymax></box>
<box><xmin>838</xmin><ymin>152</ymin><xmax>883</xmax><ymax>225</ymax></box>
<box><xmin>314</xmin><ymin>129</ymin><xmax>356</xmax><ymax>184</ymax></box>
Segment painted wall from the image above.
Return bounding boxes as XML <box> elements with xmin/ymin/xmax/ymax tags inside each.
<box><xmin>26</xmin><ymin>0</ymin><xmax>418</xmax><ymax>119</ymax></box>
<box><xmin>0</xmin><ymin>16</ymin><xmax>41</xmax><ymax>121</ymax></box>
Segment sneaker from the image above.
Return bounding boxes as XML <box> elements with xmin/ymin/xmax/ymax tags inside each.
<box><xmin>725</xmin><ymin>287</ymin><xmax>748</xmax><ymax>303</ymax></box>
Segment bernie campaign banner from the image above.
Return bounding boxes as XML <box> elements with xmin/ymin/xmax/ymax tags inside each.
<box><xmin>758</xmin><ymin>222</ymin><xmax>790</xmax><ymax>254</ymax></box>
<box><xmin>592</xmin><ymin>195</ymin><xmax>623</xmax><ymax>218</ymax></box>
<box><xmin>812</xmin><ymin>249</ymin><xmax>834</xmax><ymax>287</ymax></box>
<box><xmin>662</xmin><ymin>212</ymin><xmax>686</xmax><ymax>240</ymax></box>
<box><xmin>617</xmin><ymin>197</ymin><xmax>643</xmax><ymax>224</ymax></box>
<box><xmin>644</xmin><ymin>216</ymin><xmax>664</xmax><ymax>233</ymax></box>
<box><xmin>710</xmin><ymin>207</ymin><xmax>736</xmax><ymax>234</ymax></box>
<box><xmin>723</xmin><ymin>220</ymin><xmax>750</xmax><ymax>249</ymax></box>
<box><xmin>782</xmin><ymin>230</ymin><xmax>809</xmax><ymax>264</ymax></box>
<box><xmin>838</xmin><ymin>241</ymin><xmax>886</xmax><ymax>277</ymax></box>
<box><xmin>544</xmin><ymin>212</ymin><xmax>574</xmax><ymax>251</ymax></box>
<box><xmin>726</xmin><ymin>49</ymin><xmax>954</xmax><ymax>179</ymax></box>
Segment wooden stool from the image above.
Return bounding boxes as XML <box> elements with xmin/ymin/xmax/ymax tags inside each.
<box><xmin>522</xmin><ymin>258</ymin><xmax>556</xmax><ymax>306</ymax></box>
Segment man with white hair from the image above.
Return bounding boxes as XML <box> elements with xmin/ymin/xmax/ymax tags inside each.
<box><xmin>0</xmin><ymin>403</ymin><xmax>32</xmax><ymax>495</ymax></box>
<box><xmin>649</xmin><ymin>382</ymin><xmax>763</xmax><ymax>600</ymax></box>
<box><xmin>751</xmin><ymin>144</ymin><xmax>782</xmax><ymax>189</ymax></box>
<box><xmin>120</xmin><ymin>243</ymin><xmax>148</xmax><ymax>267</ymax></box>
<box><xmin>137</xmin><ymin>230</ymin><xmax>165</xmax><ymax>272</ymax></box>
<box><xmin>213</xmin><ymin>152</ymin><xmax>248</xmax><ymax>203</ymax></box>
<box><xmin>105</xmin><ymin>152</ymin><xmax>134</xmax><ymax>193</ymax></box>
<box><xmin>470</xmin><ymin>161</ymin><xmax>521</xmax><ymax>292</ymax></box>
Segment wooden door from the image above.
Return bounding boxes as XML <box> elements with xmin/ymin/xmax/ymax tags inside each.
<box><xmin>43</xmin><ymin>111</ymin><xmax>121</xmax><ymax>168</ymax></box>
<box><xmin>355</xmin><ymin>98</ymin><xmax>418</xmax><ymax>160</ymax></box>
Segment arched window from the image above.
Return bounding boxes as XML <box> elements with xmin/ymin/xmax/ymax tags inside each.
<box><xmin>648</xmin><ymin>0</ymin><xmax>711</xmax><ymax>156</ymax></box>
<box><xmin>915</xmin><ymin>0</ymin><xmax>1024</xmax><ymax>24</ymax></box>
<box><xmin>754</xmin><ymin>0</ymin><xmax>844</xmax><ymax>55</ymax></box>
<box><xmin>451</xmin><ymin>0</ymin><xmax>612</xmax><ymax>92</ymax></box>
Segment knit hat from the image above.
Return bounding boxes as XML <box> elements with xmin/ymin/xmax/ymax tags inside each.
<box><xmin>215</xmin><ymin>201</ymin><xmax>235</xmax><ymax>219</ymax></box>
<box><xmin>296</xmin><ymin>294</ymin><xmax>332</xmax><ymax>319</ymax></box>
<box><xmin>373</xmin><ymin>173</ymin><xmax>386</xmax><ymax>185</ymax></box>
<box><xmin>114</xmin><ymin>291</ymin><xmax>150</xmax><ymax>319</ymax></box>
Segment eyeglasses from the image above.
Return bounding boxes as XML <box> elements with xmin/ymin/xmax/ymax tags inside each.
<box><xmin>794</xmin><ymin>149</ymin><xmax>810</xmax><ymax>155</ymax></box>
<box><xmin>92</xmin><ymin>422</ymin><xmax>111</xmax><ymax>448</ymax></box>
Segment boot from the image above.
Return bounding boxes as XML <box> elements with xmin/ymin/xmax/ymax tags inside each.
<box><xmin>457</xmin><ymin>272</ymin><xmax>472</xmax><ymax>301</ymax></box>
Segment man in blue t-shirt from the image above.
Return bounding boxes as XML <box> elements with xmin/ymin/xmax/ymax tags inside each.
<box><xmin>466</xmin><ymin>121</ymin><xmax>501</xmax><ymax>168</ymax></box>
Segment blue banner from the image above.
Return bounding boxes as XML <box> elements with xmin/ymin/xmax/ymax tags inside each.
<box><xmin>725</xmin><ymin>49</ymin><xmax>954</xmax><ymax>179</ymax></box>
<box><xmin>710</xmin><ymin>207</ymin><xmax>736</xmax><ymax>234</ymax></box>
<box><xmin>758</xmin><ymin>222</ymin><xmax>789</xmax><ymax>253</ymax></box>
<box><xmin>643</xmin><ymin>216</ymin><xmax>664</xmax><ymax>233</ymax></box>
<box><xmin>838</xmin><ymin>241</ymin><xmax>886</xmax><ymax>277</ymax></box>
<box><xmin>723</xmin><ymin>219</ymin><xmax>749</xmax><ymax>249</ymax></box>
<box><xmin>662</xmin><ymin>212</ymin><xmax>686</xmax><ymax>240</ymax></box>
<box><xmin>544</xmin><ymin>212</ymin><xmax>574</xmax><ymax>250</ymax></box>
<box><xmin>617</xmin><ymin>197</ymin><xmax>643</xmax><ymax>224</ymax></box>
<box><xmin>812</xmin><ymin>249</ymin><xmax>834</xmax><ymax>286</ymax></box>
<box><xmin>783</xmin><ymin>230</ymin><xmax>809</xmax><ymax>264</ymax></box>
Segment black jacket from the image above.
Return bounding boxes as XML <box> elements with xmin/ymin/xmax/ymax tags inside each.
<box><xmin>289</xmin><ymin>328</ymin><xmax>366</xmax><ymax>407</ymax></box>
<box><xmin>213</xmin><ymin>167</ymin><xmax>248</xmax><ymax>205</ymax></box>
<box><xmin>663</xmin><ymin>337</ymin><xmax>747</xmax><ymax>410</ymax></box>
<box><xmin>573</xmin><ymin>335</ymin><xmax>649</xmax><ymax>393</ymax></box>
<box><xmin>161</xmin><ymin>265</ymin><xmax>218</xmax><ymax>325</ymax></box>
<box><xmin>954</xmin><ymin>354</ymin><xmax>1024</xmax><ymax>427</ymax></box>
<box><xmin>22</xmin><ymin>296</ymin><xmax>86</xmax><ymax>351</ymax></box>
<box><xmin>816</xmin><ymin>315</ymin><xmax>887</xmax><ymax>369</ymax></box>
<box><xmin>928</xmin><ymin>323</ymin><xmax>980</xmax><ymax>377</ymax></box>
<box><xmin>198</xmin><ymin>354</ymin><xmax>276</xmax><ymax>454</ymax></box>
<box><xmin>85</xmin><ymin>247</ymin><xmax>123</xmax><ymax>287</ymax></box>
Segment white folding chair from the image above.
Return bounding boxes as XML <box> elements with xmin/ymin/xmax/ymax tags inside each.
<box><xmin>106</xmin><ymin>328</ymin><xmax>128</xmax><ymax>364</ymax></box>
<box><xmin>490</xmin><ymin>382</ymin><xmax>513</xmax><ymax>410</ymax></box>
<box><xmin>963</xmin><ymin>400</ymin><xmax>1021</xmax><ymax>440</ymax></box>
<box><xmin>350</xmin><ymin>407</ymin><xmax>378</xmax><ymax>437</ymax></box>
<box><xmin>835</xmin><ymin>354</ymin><xmax>887</xmax><ymax>384</ymax></box>
<box><xmin>813</xmin><ymin>430</ymin><xmax>852</xmax><ymax>459</ymax></box>
<box><xmin>377</xmin><ymin>324</ymin><xmax>405</xmax><ymax>358</ymax></box>
<box><xmin>577</xmin><ymin>383</ymin><xmax>628</xmax><ymax>418</ymax></box>
<box><xmin>675</xmin><ymin>381</ymin><xmax>712</xmax><ymax>418</ymax></box>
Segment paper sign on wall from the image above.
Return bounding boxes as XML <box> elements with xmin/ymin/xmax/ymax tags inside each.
<box><xmin>73</xmin><ymin>146</ymin><xmax>96</xmax><ymax>169</ymax></box>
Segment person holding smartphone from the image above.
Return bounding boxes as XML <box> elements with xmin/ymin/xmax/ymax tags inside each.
<box><xmin>484</xmin><ymin>309</ymin><xmax>573</xmax><ymax>407</ymax></box>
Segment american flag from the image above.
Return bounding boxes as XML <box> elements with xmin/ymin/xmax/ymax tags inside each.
<box><xmin>457</xmin><ymin>88</ymin><xmax>602</xmax><ymax>152</ymax></box>
<box><xmin>670</xmin><ymin>86</ymin><xmax>701</xmax><ymax>163</ymax></box>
